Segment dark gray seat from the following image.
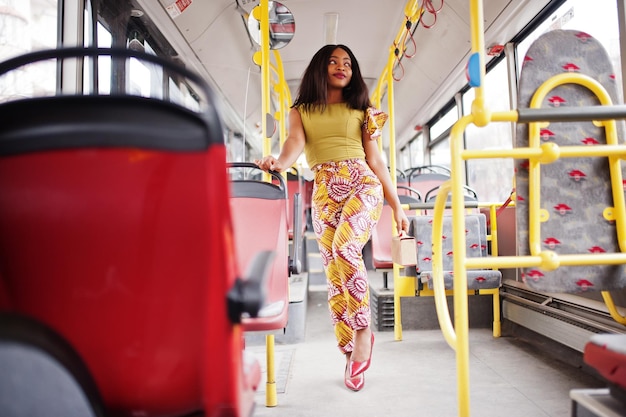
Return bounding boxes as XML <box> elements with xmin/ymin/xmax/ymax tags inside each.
<box><xmin>411</xmin><ymin>213</ymin><xmax>502</xmax><ymax>291</ymax></box>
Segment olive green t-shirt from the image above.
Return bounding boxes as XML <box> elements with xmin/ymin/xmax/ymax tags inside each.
<box><xmin>298</xmin><ymin>103</ymin><xmax>365</xmax><ymax>169</ymax></box>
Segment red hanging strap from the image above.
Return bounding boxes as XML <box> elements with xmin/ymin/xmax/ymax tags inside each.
<box><xmin>487</xmin><ymin>188</ymin><xmax>515</xmax><ymax>227</ymax></box>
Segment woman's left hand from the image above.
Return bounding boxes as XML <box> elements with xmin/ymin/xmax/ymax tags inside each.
<box><xmin>394</xmin><ymin>208</ymin><xmax>410</xmax><ymax>235</ymax></box>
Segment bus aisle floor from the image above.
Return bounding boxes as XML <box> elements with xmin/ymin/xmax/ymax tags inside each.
<box><xmin>246</xmin><ymin>232</ymin><xmax>605</xmax><ymax>417</ymax></box>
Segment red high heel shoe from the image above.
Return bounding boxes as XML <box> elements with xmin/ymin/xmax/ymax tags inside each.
<box><xmin>349</xmin><ymin>332</ymin><xmax>374</xmax><ymax>377</ymax></box>
<box><xmin>344</xmin><ymin>364</ymin><xmax>365</xmax><ymax>391</ymax></box>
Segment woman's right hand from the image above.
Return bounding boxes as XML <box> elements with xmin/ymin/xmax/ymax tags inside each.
<box><xmin>254</xmin><ymin>155</ymin><xmax>283</xmax><ymax>172</ymax></box>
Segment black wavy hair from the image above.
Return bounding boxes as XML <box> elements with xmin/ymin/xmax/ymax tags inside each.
<box><xmin>292</xmin><ymin>44</ymin><xmax>371</xmax><ymax>112</ymax></box>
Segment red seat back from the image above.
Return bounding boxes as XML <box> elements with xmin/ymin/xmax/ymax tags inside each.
<box><xmin>229</xmin><ymin>165</ymin><xmax>291</xmax><ymax>331</ymax></box>
<box><xmin>0</xmin><ymin>47</ymin><xmax>257</xmax><ymax>417</ymax></box>
<box><xmin>286</xmin><ymin>168</ymin><xmax>307</xmax><ymax>240</ymax></box>
<box><xmin>371</xmin><ymin>191</ymin><xmax>421</xmax><ymax>270</ymax></box>
<box><xmin>371</xmin><ymin>205</ymin><xmax>394</xmax><ymax>269</ymax></box>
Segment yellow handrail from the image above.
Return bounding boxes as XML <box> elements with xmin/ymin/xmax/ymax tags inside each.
<box><xmin>448</xmin><ymin>113</ymin><xmax>473</xmax><ymax>417</ymax></box>
<box><xmin>269</xmin><ymin>50</ymin><xmax>294</xmax><ymax>180</ymax></box>
<box><xmin>429</xmin><ymin>3</ymin><xmax>488</xmax><ymax>412</ymax></box>
<box><xmin>371</xmin><ymin>0</ymin><xmax>422</xmax><ymax>106</ymax></box>
<box><xmin>369</xmin><ymin>0</ymin><xmax>423</xmax><ymax>342</ymax></box>
<box><xmin>527</xmin><ymin>73</ymin><xmax>626</xmax><ymax>254</ymax></box>
<box><xmin>429</xmin><ymin>180</ymin><xmax>458</xmax><ymax>349</ymax></box>
<box><xmin>433</xmin><ymin>2</ymin><xmax>626</xmax><ymax>416</ymax></box>
<box><xmin>601</xmin><ymin>291</ymin><xmax>626</xmax><ymax>324</ymax></box>
<box><xmin>270</xmin><ymin>50</ymin><xmax>292</xmax><ymax>150</ymax></box>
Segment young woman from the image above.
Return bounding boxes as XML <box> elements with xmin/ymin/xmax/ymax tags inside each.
<box><xmin>255</xmin><ymin>44</ymin><xmax>409</xmax><ymax>391</ymax></box>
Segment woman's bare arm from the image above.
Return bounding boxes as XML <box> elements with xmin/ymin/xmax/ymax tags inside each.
<box><xmin>254</xmin><ymin>108</ymin><xmax>306</xmax><ymax>172</ymax></box>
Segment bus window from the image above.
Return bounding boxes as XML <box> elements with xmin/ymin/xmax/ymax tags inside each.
<box><xmin>430</xmin><ymin>135</ymin><xmax>451</xmax><ymax>169</ymax></box>
<box><xmin>428</xmin><ymin>105</ymin><xmax>458</xmax><ymax>170</ymax></box>
<box><xmin>429</xmin><ymin>104</ymin><xmax>458</xmax><ymax>140</ymax></box>
<box><xmin>410</xmin><ymin>132</ymin><xmax>425</xmax><ymax>168</ymax></box>
<box><xmin>0</xmin><ymin>1</ymin><xmax>59</xmax><ymax>101</ymax></box>
<box><xmin>82</xmin><ymin>0</ymin><xmax>200</xmax><ymax>110</ymax></box>
<box><xmin>464</xmin><ymin>59</ymin><xmax>514</xmax><ymax>203</ymax></box>
<box><xmin>400</xmin><ymin>131</ymin><xmax>425</xmax><ymax>171</ymax></box>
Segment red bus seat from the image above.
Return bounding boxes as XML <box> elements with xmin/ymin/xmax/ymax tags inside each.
<box><xmin>405</xmin><ymin>165</ymin><xmax>451</xmax><ymax>199</ymax></box>
<box><xmin>229</xmin><ymin>179</ymin><xmax>290</xmax><ymax>331</ymax></box>
<box><xmin>405</xmin><ymin>165</ymin><xmax>451</xmax><ymax>177</ymax></box>
<box><xmin>424</xmin><ymin>184</ymin><xmax>478</xmax><ymax>203</ymax></box>
<box><xmin>371</xmin><ymin>205</ymin><xmax>394</xmax><ymax>270</ymax></box>
<box><xmin>584</xmin><ymin>334</ymin><xmax>626</xmax><ymax>391</ymax></box>
<box><xmin>0</xmin><ymin>47</ymin><xmax>263</xmax><ymax>417</ymax></box>
<box><xmin>287</xmin><ymin>167</ymin><xmax>307</xmax><ymax>241</ymax></box>
<box><xmin>408</xmin><ymin>172</ymin><xmax>450</xmax><ymax>198</ymax></box>
<box><xmin>228</xmin><ymin>162</ymin><xmax>301</xmax><ymax>407</ymax></box>
<box><xmin>286</xmin><ymin>168</ymin><xmax>308</xmax><ymax>273</ymax></box>
<box><xmin>423</xmin><ymin>184</ymin><xmax>480</xmax><ymax>216</ymax></box>
<box><xmin>370</xmin><ymin>190</ymin><xmax>422</xmax><ymax>288</ymax></box>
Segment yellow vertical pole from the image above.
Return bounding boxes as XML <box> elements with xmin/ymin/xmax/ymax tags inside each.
<box><xmin>492</xmin><ymin>289</ymin><xmax>501</xmax><ymax>337</ymax></box>
<box><xmin>469</xmin><ymin>0</ymin><xmax>489</xmax><ymax>127</ymax></box>
<box><xmin>273</xmin><ymin>50</ymin><xmax>288</xmax><ymax>149</ymax></box>
<box><xmin>256</xmin><ymin>0</ymin><xmax>278</xmax><ymax>407</ymax></box>
<box><xmin>450</xmin><ymin>0</ymin><xmax>488</xmax><ymax>415</ymax></box>
<box><xmin>260</xmin><ymin>0</ymin><xmax>271</xmax><ymax>158</ymax></box>
<box><xmin>386</xmin><ymin>77</ymin><xmax>397</xmax><ymax>189</ymax></box>
<box><xmin>265</xmin><ymin>334</ymin><xmax>277</xmax><ymax>407</ymax></box>
<box><xmin>386</xmin><ymin>65</ymin><xmax>406</xmax><ymax>342</ymax></box>
<box><xmin>450</xmin><ymin>121</ymin><xmax>470</xmax><ymax>417</ymax></box>
<box><xmin>371</xmin><ymin>0</ymin><xmax>423</xmax><ymax>343</ymax></box>
<box><xmin>488</xmin><ymin>205</ymin><xmax>502</xmax><ymax>338</ymax></box>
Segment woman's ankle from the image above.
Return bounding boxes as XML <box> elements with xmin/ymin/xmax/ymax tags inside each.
<box><xmin>351</xmin><ymin>328</ymin><xmax>372</xmax><ymax>362</ymax></box>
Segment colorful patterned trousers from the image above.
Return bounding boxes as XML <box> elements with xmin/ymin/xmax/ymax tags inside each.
<box><xmin>311</xmin><ymin>159</ymin><xmax>383</xmax><ymax>354</ymax></box>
